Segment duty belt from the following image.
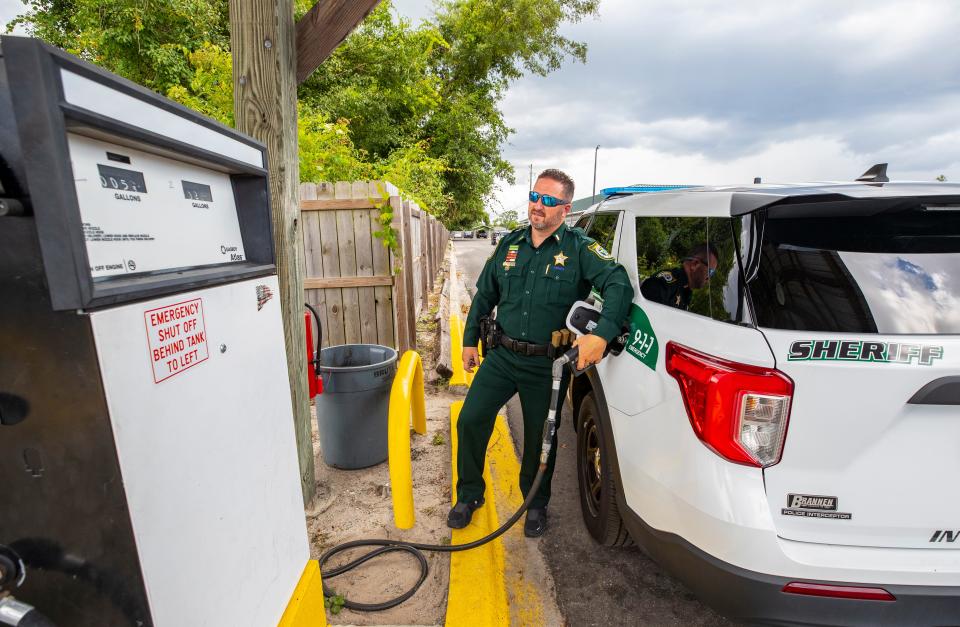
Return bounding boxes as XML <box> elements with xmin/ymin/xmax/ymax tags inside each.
<box><xmin>499</xmin><ymin>334</ymin><xmax>564</xmax><ymax>359</ymax></box>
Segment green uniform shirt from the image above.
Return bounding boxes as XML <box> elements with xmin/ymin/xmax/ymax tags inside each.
<box><xmin>464</xmin><ymin>223</ymin><xmax>634</xmax><ymax>347</ymax></box>
<box><xmin>640</xmin><ymin>267</ymin><xmax>692</xmax><ymax>310</ymax></box>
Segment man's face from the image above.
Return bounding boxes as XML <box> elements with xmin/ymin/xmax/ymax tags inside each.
<box><xmin>528</xmin><ymin>177</ymin><xmax>570</xmax><ymax>232</ymax></box>
<box><xmin>685</xmin><ymin>254</ymin><xmax>718</xmax><ymax>289</ymax></box>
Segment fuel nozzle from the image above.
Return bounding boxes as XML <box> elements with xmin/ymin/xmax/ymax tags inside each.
<box><xmin>0</xmin><ymin>545</ymin><xmax>56</xmax><ymax>627</ymax></box>
<box><xmin>551</xmin><ymin>346</ymin><xmax>579</xmax><ymax>379</ymax></box>
<box><xmin>0</xmin><ymin>547</ymin><xmax>24</xmax><ymax>594</ymax></box>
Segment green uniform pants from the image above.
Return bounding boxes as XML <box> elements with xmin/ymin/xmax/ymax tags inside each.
<box><xmin>456</xmin><ymin>347</ymin><xmax>571</xmax><ymax>509</ymax></box>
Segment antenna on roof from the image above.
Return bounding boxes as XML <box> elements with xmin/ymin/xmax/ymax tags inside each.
<box><xmin>856</xmin><ymin>163</ymin><xmax>889</xmax><ymax>183</ymax></box>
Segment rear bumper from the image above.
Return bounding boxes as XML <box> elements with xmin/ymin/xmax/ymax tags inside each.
<box><xmin>620</xmin><ymin>506</ymin><xmax>960</xmax><ymax>626</ymax></box>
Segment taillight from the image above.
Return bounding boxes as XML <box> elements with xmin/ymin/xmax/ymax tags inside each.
<box><xmin>665</xmin><ymin>342</ymin><xmax>793</xmax><ymax>467</ymax></box>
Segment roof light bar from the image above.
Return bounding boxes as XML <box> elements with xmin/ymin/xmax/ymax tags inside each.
<box><xmin>601</xmin><ymin>184</ymin><xmax>700</xmax><ymax>196</ymax></box>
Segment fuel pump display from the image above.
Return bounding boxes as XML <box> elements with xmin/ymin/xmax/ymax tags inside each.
<box><xmin>70</xmin><ymin>133</ymin><xmax>249</xmax><ymax>278</ymax></box>
<box><xmin>0</xmin><ymin>36</ymin><xmax>310</xmax><ymax>627</ymax></box>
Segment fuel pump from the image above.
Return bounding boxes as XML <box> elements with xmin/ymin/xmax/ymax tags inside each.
<box><xmin>0</xmin><ymin>37</ymin><xmax>311</xmax><ymax>626</ymax></box>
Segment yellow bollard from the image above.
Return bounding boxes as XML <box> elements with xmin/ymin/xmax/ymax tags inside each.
<box><xmin>449</xmin><ymin>314</ymin><xmax>480</xmax><ymax>386</ymax></box>
<box><xmin>388</xmin><ymin>350</ymin><xmax>427</xmax><ymax>529</ymax></box>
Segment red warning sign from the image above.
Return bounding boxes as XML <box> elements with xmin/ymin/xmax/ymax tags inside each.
<box><xmin>144</xmin><ymin>298</ymin><xmax>209</xmax><ymax>383</ymax></box>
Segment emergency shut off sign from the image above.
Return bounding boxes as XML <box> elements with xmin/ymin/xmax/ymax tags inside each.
<box><xmin>144</xmin><ymin>298</ymin><xmax>209</xmax><ymax>383</ymax></box>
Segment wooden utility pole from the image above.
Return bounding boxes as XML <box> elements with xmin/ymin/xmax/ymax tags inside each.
<box><xmin>229</xmin><ymin>0</ymin><xmax>314</xmax><ymax>504</ymax></box>
<box><xmin>229</xmin><ymin>0</ymin><xmax>381</xmax><ymax>507</ymax></box>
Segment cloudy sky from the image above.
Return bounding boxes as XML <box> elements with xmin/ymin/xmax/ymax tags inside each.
<box><xmin>0</xmin><ymin>1</ymin><xmax>21</xmax><ymax>34</ymax></box>
<box><xmin>394</xmin><ymin>0</ymin><xmax>960</xmax><ymax>216</ymax></box>
<box><xmin>5</xmin><ymin>0</ymin><xmax>959</xmax><ymax>217</ymax></box>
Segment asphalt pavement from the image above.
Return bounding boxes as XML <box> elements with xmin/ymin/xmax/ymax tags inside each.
<box><xmin>451</xmin><ymin>237</ymin><xmax>738</xmax><ymax>626</ymax></box>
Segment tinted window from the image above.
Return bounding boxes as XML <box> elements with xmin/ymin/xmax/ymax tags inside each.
<box><xmin>747</xmin><ymin>204</ymin><xmax>960</xmax><ymax>333</ymax></box>
<box><xmin>586</xmin><ymin>212</ymin><xmax>618</xmax><ymax>252</ymax></box>
<box><xmin>635</xmin><ymin>216</ymin><xmax>746</xmax><ymax>323</ymax></box>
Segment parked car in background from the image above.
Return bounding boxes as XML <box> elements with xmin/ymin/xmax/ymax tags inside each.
<box><xmin>570</xmin><ymin>172</ymin><xmax>960</xmax><ymax>625</ymax></box>
<box><xmin>451</xmin><ymin>231</ymin><xmax>464</xmax><ymax>239</ymax></box>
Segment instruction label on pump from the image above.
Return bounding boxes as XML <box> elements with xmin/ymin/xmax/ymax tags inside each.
<box><xmin>144</xmin><ymin>298</ymin><xmax>209</xmax><ymax>383</ymax></box>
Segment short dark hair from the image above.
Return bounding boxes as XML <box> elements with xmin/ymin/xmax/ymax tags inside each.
<box><xmin>685</xmin><ymin>243</ymin><xmax>718</xmax><ymax>263</ymax></box>
<box><xmin>537</xmin><ymin>168</ymin><xmax>575</xmax><ymax>202</ymax></box>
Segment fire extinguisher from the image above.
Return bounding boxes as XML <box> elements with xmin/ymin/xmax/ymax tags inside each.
<box><xmin>305</xmin><ymin>303</ymin><xmax>324</xmax><ymax>398</ymax></box>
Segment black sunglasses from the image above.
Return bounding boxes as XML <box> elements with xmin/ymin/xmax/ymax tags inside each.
<box><xmin>529</xmin><ymin>191</ymin><xmax>568</xmax><ymax>208</ymax></box>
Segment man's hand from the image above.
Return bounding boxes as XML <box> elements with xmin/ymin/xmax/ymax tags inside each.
<box><xmin>463</xmin><ymin>346</ymin><xmax>480</xmax><ymax>373</ymax></box>
<box><xmin>573</xmin><ymin>334</ymin><xmax>607</xmax><ymax>370</ymax></box>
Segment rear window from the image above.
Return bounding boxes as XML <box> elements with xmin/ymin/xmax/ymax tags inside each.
<box><xmin>746</xmin><ymin>203</ymin><xmax>960</xmax><ymax>333</ymax></box>
<box><xmin>585</xmin><ymin>212</ymin><xmax>618</xmax><ymax>252</ymax></box>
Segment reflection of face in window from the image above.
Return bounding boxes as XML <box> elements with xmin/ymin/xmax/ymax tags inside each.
<box><xmin>682</xmin><ymin>252</ymin><xmax>718</xmax><ymax>289</ymax></box>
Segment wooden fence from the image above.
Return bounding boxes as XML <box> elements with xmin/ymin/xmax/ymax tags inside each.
<box><xmin>300</xmin><ymin>180</ymin><xmax>448</xmax><ymax>354</ymax></box>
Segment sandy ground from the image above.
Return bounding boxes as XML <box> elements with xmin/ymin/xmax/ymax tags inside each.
<box><xmin>306</xmin><ymin>264</ymin><xmax>457</xmax><ymax>626</ymax></box>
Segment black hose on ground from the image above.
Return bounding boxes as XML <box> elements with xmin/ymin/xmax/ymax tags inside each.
<box><xmin>319</xmin><ymin>470</ymin><xmax>546</xmax><ymax>612</ymax></box>
<box><xmin>318</xmin><ymin>347</ymin><xmax>580</xmax><ymax>612</ymax></box>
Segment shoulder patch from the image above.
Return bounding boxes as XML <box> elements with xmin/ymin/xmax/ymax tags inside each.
<box><xmin>656</xmin><ymin>271</ymin><xmax>675</xmax><ymax>283</ymax></box>
<box><xmin>587</xmin><ymin>241</ymin><xmax>613</xmax><ymax>260</ymax></box>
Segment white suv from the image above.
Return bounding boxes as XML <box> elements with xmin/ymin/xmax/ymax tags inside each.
<box><xmin>570</xmin><ymin>178</ymin><xmax>960</xmax><ymax>625</ymax></box>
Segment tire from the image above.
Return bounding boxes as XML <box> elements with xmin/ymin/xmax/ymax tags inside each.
<box><xmin>576</xmin><ymin>392</ymin><xmax>632</xmax><ymax>547</ymax></box>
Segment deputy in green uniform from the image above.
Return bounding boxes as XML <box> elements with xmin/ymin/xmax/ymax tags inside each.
<box><xmin>640</xmin><ymin>244</ymin><xmax>717</xmax><ymax>310</ymax></box>
<box><xmin>448</xmin><ymin>169</ymin><xmax>634</xmax><ymax>537</ymax></box>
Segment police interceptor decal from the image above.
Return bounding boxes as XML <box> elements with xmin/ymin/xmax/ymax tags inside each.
<box><xmin>788</xmin><ymin>340</ymin><xmax>944</xmax><ymax>366</ymax></box>
<box><xmin>781</xmin><ymin>493</ymin><xmax>852</xmax><ymax>520</ymax></box>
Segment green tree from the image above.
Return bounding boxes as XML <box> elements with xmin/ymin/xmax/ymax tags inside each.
<box><xmin>496</xmin><ymin>209</ymin><xmax>519</xmax><ymax>229</ymax></box>
<box><xmin>299</xmin><ymin>0</ymin><xmax>599</xmax><ymax>227</ymax></box>
<box><xmin>9</xmin><ymin>0</ymin><xmax>230</xmax><ymax>93</ymax></box>
<box><xmin>425</xmin><ymin>0</ymin><xmax>599</xmax><ymax>227</ymax></box>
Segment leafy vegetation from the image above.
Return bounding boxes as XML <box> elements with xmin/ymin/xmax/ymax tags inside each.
<box><xmin>7</xmin><ymin>0</ymin><xmax>598</xmax><ymax>229</ymax></box>
<box><xmin>495</xmin><ymin>209</ymin><xmax>520</xmax><ymax>229</ymax></box>
<box><xmin>324</xmin><ymin>593</ymin><xmax>345</xmax><ymax>615</ymax></box>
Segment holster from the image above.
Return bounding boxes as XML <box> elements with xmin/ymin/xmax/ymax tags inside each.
<box><xmin>478</xmin><ymin>315</ymin><xmax>502</xmax><ymax>355</ymax></box>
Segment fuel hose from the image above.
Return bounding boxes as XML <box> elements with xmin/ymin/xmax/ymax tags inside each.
<box><xmin>318</xmin><ymin>347</ymin><xmax>579</xmax><ymax>612</ymax></box>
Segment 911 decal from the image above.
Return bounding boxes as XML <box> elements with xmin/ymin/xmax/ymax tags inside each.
<box><xmin>788</xmin><ymin>340</ymin><xmax>944</xmax><ymax>366</ymax></box>
<box><xmin>625</xmin><ymin>304</ymin><xmax>658</xmax><ymax>371</ymax></box>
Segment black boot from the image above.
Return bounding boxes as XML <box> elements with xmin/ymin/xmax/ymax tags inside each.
<box><xmin>447</xmin><ymin>498</ymin><xmax>485</xmax><ymax>529</ymax></box>
<box><xmin>524</xmin><ymin>507</ymin><xmax>548</xmax><ymax>537</ymax></box>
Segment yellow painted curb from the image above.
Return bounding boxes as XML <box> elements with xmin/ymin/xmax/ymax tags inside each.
<box><xmin>278</xmin><ymin>560</ymin><xmax>327</xmax><ymax>627</ymax></box>
<box><xmin>446</xmin><ymin>400</ymin><xmax>509</xmax><ymax>626</ymax></box>
<box><xmin>486</xmin><ymin>412</ymin><xmax>547</xmax><ymax>626</ymax></box>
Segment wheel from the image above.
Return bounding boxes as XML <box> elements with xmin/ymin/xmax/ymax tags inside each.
<box><xmin>576</xmin><ymin>393</ymin><xmax>632</xmax><ymax>546</ymax></box>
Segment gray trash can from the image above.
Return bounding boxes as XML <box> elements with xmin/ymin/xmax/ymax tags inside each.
<box><xmin>314</xmin><ymin>344</ymin><xmax>398</xmax><ymax>469</ymax></box>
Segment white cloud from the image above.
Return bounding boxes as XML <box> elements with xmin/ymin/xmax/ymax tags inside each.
<box><xmin>487</xmin><ymin>0</ymin><xmax>960</xmax><ymax>211</ymax></box>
